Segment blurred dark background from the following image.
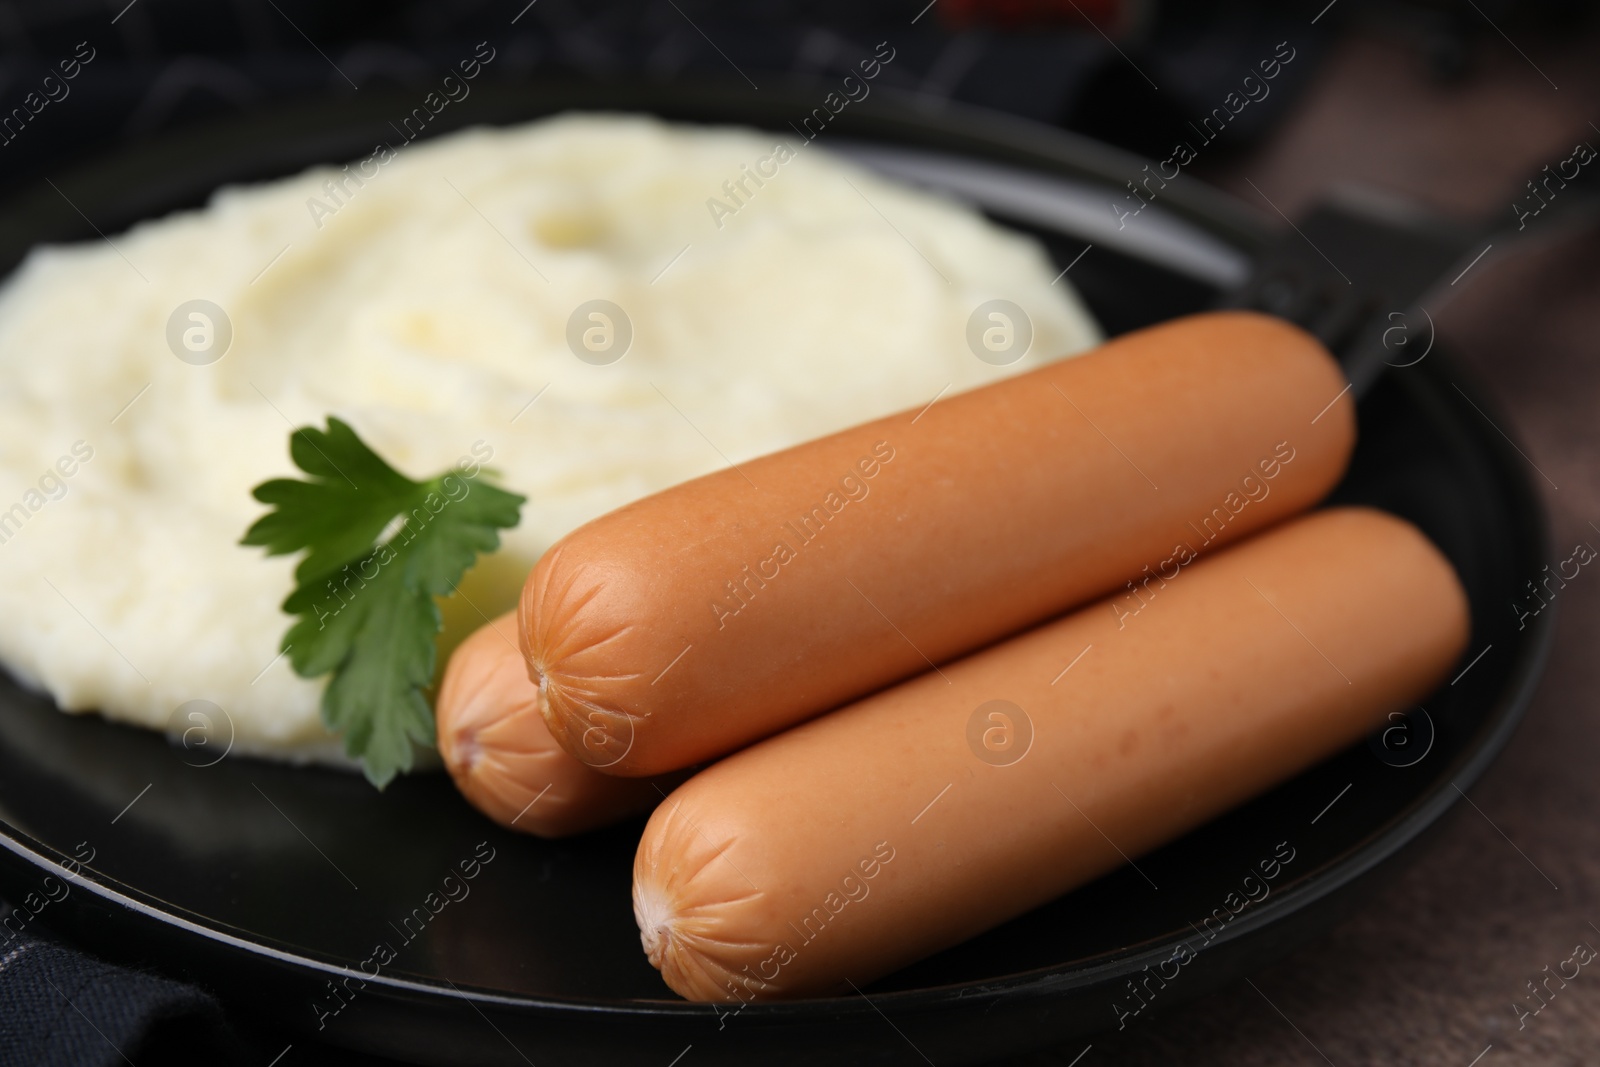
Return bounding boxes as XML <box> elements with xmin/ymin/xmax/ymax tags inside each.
<box><xmin>0</xmin><ymin>0</ymin><xmax>1590</xmax><ymax>201</ymax></box>
<box><xmin>4</xmin><ymin>2</ymin><xmax>1600</xmax><ymax>1065</ymax></box>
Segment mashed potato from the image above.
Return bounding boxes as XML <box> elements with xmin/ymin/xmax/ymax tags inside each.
<box><xmin>0</xmin><ymin>113</ymin><xmax>1099</xmax><ymax>766</ymax></box>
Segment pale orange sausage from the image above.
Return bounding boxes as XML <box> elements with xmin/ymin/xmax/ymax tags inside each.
<box><xmin>632</xmin><ymin>507</ymin><xmax>1469</xmax><ymax>1000</ymax></box>
<box><xmin>436</xmin><ymin>612</ymin><xmax>668</xmax><ymax>837</ymax></box>
<box><xmin>522</xmin><ymin>311</ymin><xmax>1356</xmax><ymax>776</ymax></box>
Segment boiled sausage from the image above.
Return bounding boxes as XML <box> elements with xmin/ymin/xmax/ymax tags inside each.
<box><xmin>523</xmin><ymin>311</ymin><xmax>1356</xmax><ymax>775</ymax></box>
<box><xmin>632</xmin><ymin>507</ymin><xmax>1469</xmax><ymax>999</ymax></box>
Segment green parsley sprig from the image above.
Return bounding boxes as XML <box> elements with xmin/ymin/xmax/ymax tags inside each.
<box><xmin>242</xmin><ymin>418</ymin><xmax>524</xmax><ymax>788</ymax></box>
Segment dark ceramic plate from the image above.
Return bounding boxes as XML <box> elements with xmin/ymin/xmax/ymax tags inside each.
<box><xmin>0</xmin><ymin>84</ymin><xmax>1552</xmax><ymax>1066</ymax></box>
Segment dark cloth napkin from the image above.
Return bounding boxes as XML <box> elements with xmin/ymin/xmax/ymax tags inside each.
<box><xmin>0</xmin><ymin>913</ymin><xmax>239</xmax><ymax>1067</ymax></box>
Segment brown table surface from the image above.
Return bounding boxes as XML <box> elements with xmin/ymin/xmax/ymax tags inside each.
<box><xmin>1010</xmin><ymin>23</ymin><xmax>1600</xmax><ymax>1067</ymax></box>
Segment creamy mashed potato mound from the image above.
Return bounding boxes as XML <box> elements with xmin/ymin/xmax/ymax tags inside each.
<box><xmin>0</xmin><ymin>113</ymin><xmax>1099</xmax><ymax>766</ymax></box>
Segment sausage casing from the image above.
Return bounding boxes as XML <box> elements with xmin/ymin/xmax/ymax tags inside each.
<box><xmin>436</xmin><ymin>612</ymin><xmax>668</xmax><ymax>837</ymax></box>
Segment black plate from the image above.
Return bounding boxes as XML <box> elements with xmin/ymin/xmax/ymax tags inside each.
<box><xmin>0</xmin><ymin>84</ymin><xmax>1552</xmax><ymax>1066</ymax></box>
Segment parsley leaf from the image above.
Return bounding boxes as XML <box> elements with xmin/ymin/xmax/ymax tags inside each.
<box><xmin>243</xmin><ymin>418</ymin><xmax>525</xmax><ymax>788</ymax></box>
